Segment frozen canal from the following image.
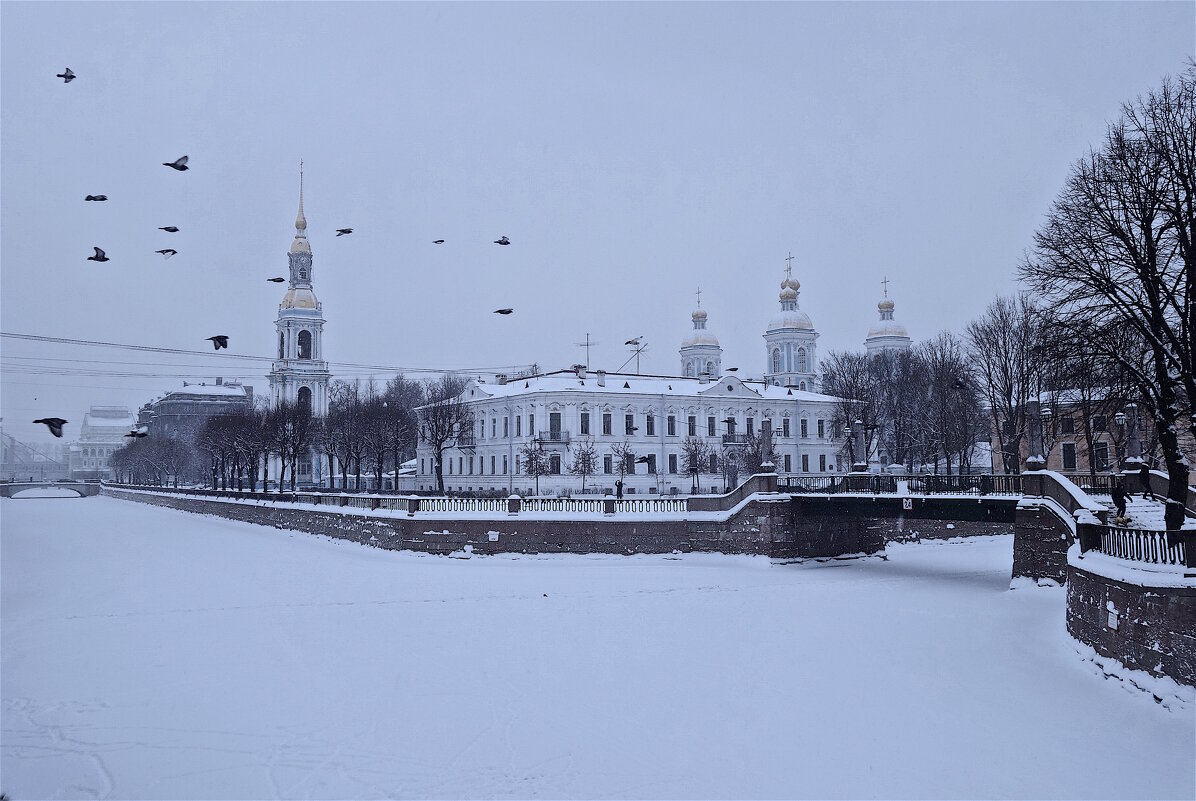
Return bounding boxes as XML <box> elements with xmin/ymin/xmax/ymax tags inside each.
<box><xmin>2</xmin><ymin>495</ymin><xmax>1193</xmax><ymax>799</ymax></box>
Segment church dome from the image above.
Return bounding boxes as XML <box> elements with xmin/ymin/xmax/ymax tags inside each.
<box><xmin>767</xmin><ymin>309</ymin><xmax>814</xmax><ymax>331</ymax></box>
<box><xmin>779</xmin><ymin>286</ymin><xmax>798</xmax><ymax>301</ymax></box>
<box><xmin>781</xmin><ymin>276</ymin><xmax>800</xmax><ymax>292</ymax></box>
<box><xmin>289</xmin><ymin>237</ymin><xmax>310</xmax><ymax>254</ymax></box>
<box><xmin>692</xmin><ymin>308</ymin><xmax>707</xmax><ymax>323</ymax></box>
<box><xmin>866</xmin><ymin>320</ymin><xmax>909</xmax><ymax>340</ymax></box>
<box><xmin>681</xmin><ymin>330</ymin><xmax>720</xmax><ymax>348</ymax></box>
<box><xmin>878</xmin><ymin>298</ymin><xmax>895</xmax><ymax>312</ymax></box>
<box><xmin>281</xmin><ymin>287</ymin><xmax>319</xmax><ymax>309</ymax></box>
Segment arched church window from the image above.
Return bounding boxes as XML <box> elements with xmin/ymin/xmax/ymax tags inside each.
<box><xmin>297</xmin><ymin>386</ymin><xmax>312</xmax><ymax>413</ymax></box>
<box><xmin>685</xmin><ymin>363</ymin><xmax>694</xmax><ymax>377</ymax></box>
<box><xmin>797</xmin><ymin>348</ymin><xmax>807</xmax><ymax>373</ymax></box>
<box><xmin>278</xmin><ymin>332</ymin><xmax>284</xmax><ymax>360</ymax></box>
<box><xmin>706</xmin><ymin>361</ymin><xmax>713</xmax><ymax>376</ymax></box>
<box><xmin>771</xmin><ymin>348</ymin><xmax>781</xmax><ymax>374</ymax></box>
<box><xmin>298</xmin><ymin>330</ymin><xmax>312</xmax><ymax>360</ymax></box>
<box><xmin>800</xmin><ymin>381</ymin><xmax>807</xmax><ymax>391</ymax></box>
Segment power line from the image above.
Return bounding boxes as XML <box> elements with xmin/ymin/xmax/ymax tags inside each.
<box><xmin>0</xmin><ymin>331</ymin><xmax>533</xmax><ymax>376</ymax></box>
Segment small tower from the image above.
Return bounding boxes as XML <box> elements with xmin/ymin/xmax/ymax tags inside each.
<box><xmin>864</xmin><ymin>277</ymin><xmax>912</xmax><ymax>355</ymax></box>
<box><xmin>679</xmin><ymin>288</ymin><xmax>722</xmax><ymax>379</ymax></box>
<box><xmin>268</xmin><ymin>164</ymin><xmax>331</xmax><ymax>417</ymax></box>
<box><xmin>763</xmin><ymin>254</ymin><xmax>819</xmax><ymax>390</ymax></box>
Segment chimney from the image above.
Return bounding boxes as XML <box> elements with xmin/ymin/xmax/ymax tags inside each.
<box><xmin>496</xmin><ymin>373</ymin><xmax>507</xmax><ymax>386</ymax></box>
<box><xmin>576</xmin><ymin>365</ymin><xmax>587</xmax><ymax>380</ymax></box>
<box><xmin>596</xmin><ymin>370</ymin><xmax>606</xmax><ymax>387</ymax></box>
<box><xmin>216</xmin><ymin>377</ymin><xmax>222</xmax><ymax>385</ymax></box>
<box><xmin>698</xmin><ymin>372</ymin><xmax>710</xmax><ymax>385</ymax></box>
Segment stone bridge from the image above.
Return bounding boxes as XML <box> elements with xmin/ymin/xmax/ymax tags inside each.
<box><xmin>0</xmin><ymin>481</ymin><xmax>102</xmax><ymax>498</ymax></box>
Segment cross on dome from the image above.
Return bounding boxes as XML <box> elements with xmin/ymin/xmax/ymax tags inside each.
<box><xmin>881</xmin><ymin>275</ymin><xmax>890</xmax><ymax>298</ymax></box>
<box><xmin>696</xmin><ymin>286</ymin><xmax>702</xmax><ymax>307</ymax></box>
<box><xmin>785</xmin><ymin>252</ymin><xmax>795</xmax><ymax>280</ymax></box>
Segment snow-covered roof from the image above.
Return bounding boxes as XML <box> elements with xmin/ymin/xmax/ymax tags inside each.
<box><xmin>766</xmin><ymin>309</ymin><xmax>814</xmax><ymax>332</ymax></box>
<box><xmin>454</xmin><ymin>370</ymin><xmax>840</xmax><ymax>405</ymax></box>
<box><xmin>164</xmin><ymin>384</ymin><xmax>249</xmax><ymax>398</ymax></box>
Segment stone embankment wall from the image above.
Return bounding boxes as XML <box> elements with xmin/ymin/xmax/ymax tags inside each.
<box><xmin>102</xmin><ymin>487</ymin><xmax>885</xmax><ymax>559</ymax></box>
<box><xmin>1067</xmin><ymin>558</ymin><xmax>1196</xmax><ymax>687</ymax></box>
<box><xmin>1011</xmin><ymin>501</ymin><xmax>1075</xmax><ymax>584</ymax></box>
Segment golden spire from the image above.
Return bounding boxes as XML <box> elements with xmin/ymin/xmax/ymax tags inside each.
<box><xmin>295</xmin><ymin>160</ymin><xmax>307</xmax><ymax>232</ymax></box>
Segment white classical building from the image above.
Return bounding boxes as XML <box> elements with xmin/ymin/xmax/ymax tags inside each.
<box><xmin>415</xmin><ymin>267</ymin><xmax>845</xmax><ymax>495</ymax></box>
<box><xmin>267</xmin><ymin>168</ymin><xmax>331</xmax><ymax>486</ymax></box>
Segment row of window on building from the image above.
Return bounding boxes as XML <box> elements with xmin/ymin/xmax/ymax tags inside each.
<box><xmin>421</xmin><ymin>451</ymin><xmax>836</xmax><ymax>477</ymax></box>
<box><xmin>474</xmin><ymin>412</ymin><xmax>831</xmax><ymax>440</ymax></box>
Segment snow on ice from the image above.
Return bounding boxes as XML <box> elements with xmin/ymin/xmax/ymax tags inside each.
<box><xmin>2</xmin><ymin>496</ymin><xmax>1193</xmax><ymax>799</ymax></box>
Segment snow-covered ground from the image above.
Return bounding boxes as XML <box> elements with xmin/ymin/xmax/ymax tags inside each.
<box><xmin>2</xmin><ymin>497</ymin><xmax>1192</xmax><ymax>800</ymax></box>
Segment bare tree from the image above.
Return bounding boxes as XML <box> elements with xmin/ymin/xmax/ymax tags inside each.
<box><xmin>741</xmin><ymin>426</ymin><xmax>778</xmax><ymax>475</ymax></box>
<box><xmin>418</xmin><ymin>374</ymin><xmax>473</xmax><ymax>494</ymax></box>
<box><xmin>1019</xmin><ymin>67</ymin><xmax>1194</xmax><ymax>526</ymax></box>
<box><xmin>609</xmin><ymin>441</ymin><xmax>636</xmax><ymax>488</ymax></box>
<box><xmin>519</xmin><ymin>443</ymin><xmax>549</xmax><ymax>495</ymax></box>
<box><xmin>568</xmin><ymin>436</ymin><xmax>599</xmax><ymax>493</ymax></box>
<box><xmin>681</xmin><ymin>436</ymin><xmax>710</xmax><ymax>494</ymax></box>
<box><xmin>966</xmin><ymin>294</ymin><xmax>1044</xmax><ymax>474</ymax></box>
<box><xmin>821</xmin><ymin>350</ymin><xmax>883</xmax><ymax>464</ymax></box>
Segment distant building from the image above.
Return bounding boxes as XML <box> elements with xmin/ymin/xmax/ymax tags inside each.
<box><xmin>71</xmin><ymin>406</ymin><xmax>135</xmax><ymax>479</ymax></box>
<box><xmin>136</xmin><ymin>379</ymin><xmax>253</xmax><ymax>441</ymax></box>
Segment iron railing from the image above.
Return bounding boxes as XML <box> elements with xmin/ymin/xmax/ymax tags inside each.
<box><xmin>535</xmin><ymin>430</ymin><xmax>570</xmax><ymax>445</ymax></box>
<box><xmin>1082</xmin><ymin>525</ymin><xmax>1191</xmax><ymax>567</ymax></box>
<box><xmin>777</xmin><ymin>474</ymin><xmax>1024</xmax><ymax>496</ymax></box>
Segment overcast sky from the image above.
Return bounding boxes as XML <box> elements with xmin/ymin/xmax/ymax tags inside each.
<box><xmin>2</xmin><ymin>1</ymin><xmax>1193</xmax><ymax>447</ymax></box>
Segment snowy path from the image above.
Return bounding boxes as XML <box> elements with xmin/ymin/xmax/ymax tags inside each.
<box><xmin>2</xmin><ymin>496</ymin><xmax>1192</xmax><ymax>799</ymax></box>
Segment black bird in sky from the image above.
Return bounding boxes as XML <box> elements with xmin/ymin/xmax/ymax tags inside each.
<box><xmin>163</xmin><ymin>155</ymin><xmax>189</xmax><ymax>171</ymax></box>
<box><xmin>494</xmin><ymin>236</ymin><xmax>510</xmax><ymax>245</ymax></box>
<box><xmin>634</xmin><ymin>456</ymin><xmax>651</xmax><ymax>464</ymax></box>
<box><xmin>267</xmin><ymin>277</ymin><xmax>286</xmax><ymax>283</ymax></box>
<box><xmin>433</xmin><ymin>239</ymin><xmax>445</xmax><ymax>244</ymax></box>
<box><xmin>725</xmin><ymin>367</ymin><xmax>739</xmax><ymax>372</ymax></box>
<box><xmin>33</xmin><ymin>418</ymin><xmax>67</xmax><ymax>437</ymax></box>
<box><xmin>336</xmin><ymin>228</ymin><xmax>353</xmax><ymax>236</ymax></box>
<box><xmin>206</xmin><ymin>335</ymin><xmax>229</xmax><ymax>350</ymax></box>
<box><xmin>624</xmin><ymin>337</ymin><xmax>642</xmax><ymax>346</ymax></box>
<box><xmin>156</xmin><ymin>249</ymin><xmax>177</xmax><ymax>258</ymax></box>
<box><xmin>56</xmin><ymin>67</ymin><xmax>75</xmax><ymax>83</ymax></box>
<box><xmin>84</xmin><ymin>194</ymin><xmax>107</xmax><ymax>201</ymax></box>
<box><xmin>87</xmin><ymin>247</ymin><xmax>108</xmax><ymax>262</ymax></box>
<box><xmin>494</xmin><ymin>308</ymin><xmax>514</xmax><ymax>315</ymax></box>
<box><xmin>125</xmin><ymin>428</ymin><xmax>148</xmax><ymax>439</ymax></box>
<box><xmin>159</xmin><ymin>226</ymin><xmax>179</xmax><ymax>233</ymax></box>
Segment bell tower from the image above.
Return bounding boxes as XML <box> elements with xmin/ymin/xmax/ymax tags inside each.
<box><xmin>267</xmin><ymin>163</ymin><xmax>330</xmax><ymax>417</ymax></box>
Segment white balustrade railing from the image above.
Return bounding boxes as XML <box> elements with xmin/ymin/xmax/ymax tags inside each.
<box><xmin>614</xmin><ymin>498</ymin><xmax>687</xmax><ymax>514</ymax></box>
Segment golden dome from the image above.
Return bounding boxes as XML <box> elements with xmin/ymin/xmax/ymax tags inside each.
<box><xmin>281</xmin><ymin>288</ymin><xmax>319</xmax><ymax>309</ymax></box>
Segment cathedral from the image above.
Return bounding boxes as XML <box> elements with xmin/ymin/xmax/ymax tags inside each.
<box><xmin>267</xmin><ymin>167</ymin><xmax>331</xmax><ymax>485</ymax></box>
<box><xmin>413</xmin><ymin>260</ymin><xmax>873</xmax><ymax>496</ymax></box>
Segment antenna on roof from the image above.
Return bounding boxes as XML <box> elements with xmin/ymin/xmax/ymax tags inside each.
<box><xmin>574</xmin><ymin>333</ymin><xmax>600</xmax><ymax>369</ymax></box>
<box><xmin>617</xmin><ymin>336</ymin><xmax>648</xmax><ymax>375</ymax></box>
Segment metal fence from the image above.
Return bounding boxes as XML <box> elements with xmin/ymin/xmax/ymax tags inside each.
<box><xmin>778</xmin><ymin>474</ymin><xmax>1024</xmax><ymax>496</ymax></box>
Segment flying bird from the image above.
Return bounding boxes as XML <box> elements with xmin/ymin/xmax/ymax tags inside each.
<box><xmin>494</xmin><ymin>236</ymin><xmax>510</xmax><ymax>245</ymax></box>
<box><xmin>494</xmin><ymin>308</ymin><xmax>514</xmax><ymax>315</ymax></box>
<box><xmin>433</xmin><ymin>239</ymin><xmax>445</xmax><ymax>244</ymax></box>
<box><xmin>156</xmin><ymin>249</ymin><xmax>177</xmax><ymax>258</ymax></box>
<box><xmin>125</xmin><ymin>428</ymin><xmax>148</xmax><ymax>439</ymax></box>
<box><xmin>56</xmin><ymin>67</ymin><xmax>75</xmax><ymax>83</ymax></box>
<box><xmin>87</xmin><ymin>246</ymin><xmax>108</xmax><ymax>262</ymax></box>
<box><xmin>206</xmin><ymin>335</ymin><xmax>229</xmax><ymax>350</ymax></box>
<box><xmin>84</xmin><ymin>195</ymin><xmax>107</xmax><ymax>201</ymax></box>
<box><xmin>267</xmin><ymin>277</ymin><xmax>286</xmax><ymax>283</ymax></box>
<box><xmin>634</xmin><ymin>456</ymin><xmax>651</xmax><ymax>464</ymax></box>
<box><xmin>163</xmin><ymin>155</ymin><xmax>189</xmax><ymax>171</ymax></box>
<box><xmin>33</xmin><ymin>418</ymin><xmax>67</xmax><ymax>437</ymax></box>
<box><xmin>159</xmin><ymin>226</ymin><xmax>179</xmax><ymax>233</ymax></box>
<box><xmin>624</xmin><ymin>337</ymin><xmax>641</xmax><ymax>346</ymax></box>
<box><xmin>336</xmin><ymin>228</ymin><xmax>353</xmax><ymax>236</ymax></box>
<box><xmin>725</xmin><ymin>367</ymin><xmax>739</xmax><ymax>372</ymax></box>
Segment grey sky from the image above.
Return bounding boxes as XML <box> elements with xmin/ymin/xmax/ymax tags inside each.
<box><xmin>2</xmin><ymin>1</ymin><xmax>1193</xmax><ymax>446</ymax></box>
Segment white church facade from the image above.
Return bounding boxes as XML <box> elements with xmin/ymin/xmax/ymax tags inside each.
<box><xmin>415</xmin><ymin>266</ymin><xmax>847</xmax><ymax>496</ymax></box>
